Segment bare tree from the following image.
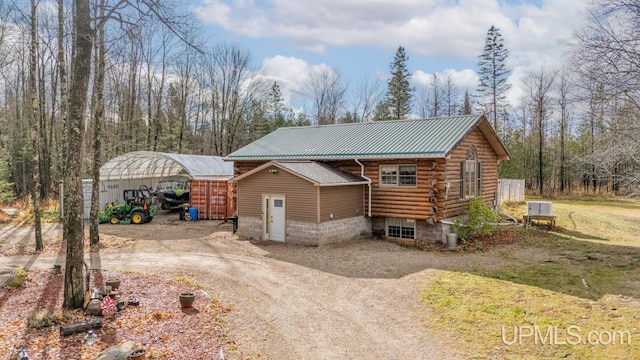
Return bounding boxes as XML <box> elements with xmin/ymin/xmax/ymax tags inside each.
<box><xmin>522</xmin><ymin>68</ymin><xmax>555</xmax><ymax>195</ymax></box>
<box><xmin>0</xmin><ymin>0</ymin><xmax>14</xmax><ymax>71</ymax></box>
<box><xmin>415</xmin><ymin>73</ymin><xmax>442</xmax><ymax>118</ymax></box>
<box><xmin>140</xmin><ymin>23</ymin><xmax>173</xmax><ymax>151</ymax></box>
<box><xmin>172</xmin><ymin>42</ymin><xmax>198</xmax><ymax>153</ymax></box>
<box><xmin>301</xmin><ymin>67</ymin><xmax>347</xmax><ymax>125</ymax></box>
<box><xmin>205</xmin><ymin>43</ymin><xmax>261</xmax><ymax>155</ymax></box>
<box><xmin>57</xmin><ymin>0</ymin><xmax>69</xmax><ymax>176</ymax></box>
<box><xmin>416</xmin><ymin>83</ymin><xmax>430</xmax><ymax>118</ymax></box>
<box><xmin>430</xmin><ymin>73</ymin><xmax>442</xmax><ymax>117</ymax></box>
<box><xmin>63</xmin><ymin>0</ymin><xmax>92</xmax><ymax>310</ymax></box>
<box><xmin>573</xmin><ymin>0</ymin><xmax>640</xmax><ymax>192</ymax></box>
<box><xmin>557</xmin><ymin>69</ymin><xmax>571</xmax><ymax>193</ymax></box>
<box><xmin>90</xmin><ymin>0</ymin><xmax>106</xmax><ymax>246</ymax></box>
<box><xmin>28</xmin><ymin>0</ymin><xmax>42</xmax><ymax>251</ymax></box>
<box><xmin>351</xmin><ymin>74</ymin><xmax>384</xmax><ymax>122</ymax></box>
<box><xmin>443</xmin><ymin>75</ymin><xmax>458</xmax><ymax>116</ymax></box>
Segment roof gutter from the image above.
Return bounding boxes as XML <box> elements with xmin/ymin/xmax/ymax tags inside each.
<box><xmin>355</xmin><ymin>159</ymin><xmax>372</xmax><ymax>217</ymax></box>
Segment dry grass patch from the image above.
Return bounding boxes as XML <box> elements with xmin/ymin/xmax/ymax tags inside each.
<box><xmin>423</xmin><ymin>272</ymin><xmax>640</xmax><ymax>359</ymax></box>
<box><xmin>0</xmin><ymin>196</ymin><xmax>60</xmax><ymax>225</ymax></box>
<box><xmin>421</xmin><ymin>198</ymin><xmax>640</xmax><ymax>359</ymax></box>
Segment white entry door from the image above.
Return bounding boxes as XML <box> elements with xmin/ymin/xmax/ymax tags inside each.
<box><xmin>263</xmin><ymin>195</ymin><xmax>285</xmax><ymax>242</ymax></box>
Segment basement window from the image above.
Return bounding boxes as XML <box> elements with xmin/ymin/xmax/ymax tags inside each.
<box><xmin>386</xmin><ymin>218</ymin><xmax>415</xmax><ymax>239</ymax></box>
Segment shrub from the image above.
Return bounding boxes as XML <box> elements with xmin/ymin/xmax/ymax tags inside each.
<box><xmin>7</xmin><ymin>268</ymin><xmax>28</xmax><ymax>288</ymax></box>
<box><xmin>27</xmin><ymin>309</ymin><xmax>66</xmax><ymax>329</ymax></box>
<box><xmin>454</xmin><ymin>197</ymin><xmax>500</xmax><ymax>242</ymax></box>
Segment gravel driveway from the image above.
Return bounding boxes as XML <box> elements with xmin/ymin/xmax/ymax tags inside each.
<box><xmin>0</xmin><ymin>215</ymin><xmax>467</xmax><ymax>359</ymax></box>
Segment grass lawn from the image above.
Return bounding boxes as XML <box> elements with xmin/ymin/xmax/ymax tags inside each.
<box><xmin>421</xmin><ymin>198</ymin><xmax>640</xmax><ymax>360</ymax></box>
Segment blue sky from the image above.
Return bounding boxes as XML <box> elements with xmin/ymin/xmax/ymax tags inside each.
<box><xmin>186</xmin><ymin>0</ymin><xmax>591</xmax><ymax>108</ymax></box>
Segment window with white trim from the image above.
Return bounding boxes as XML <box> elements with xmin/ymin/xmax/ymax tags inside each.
<box><xmin>380</xmin><ymin>165</ymin><xmax>417</xmax><ymax>186</ymax></box>
<box><xmin>387</xmin><ymin>218</ymin><xmax>415</xmax><ymax>239</ymax></box>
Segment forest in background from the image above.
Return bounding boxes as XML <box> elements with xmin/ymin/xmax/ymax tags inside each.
<box><xmin>0</xmin><ymin>0</ymin><xmax>639</xmax><ymax>205</ymax></box>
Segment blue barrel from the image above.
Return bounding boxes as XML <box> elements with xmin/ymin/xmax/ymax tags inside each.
<box><xmin>188</xmin><ymin>207</ymin><xmax>198</xmax><ymax>221</ymax></box>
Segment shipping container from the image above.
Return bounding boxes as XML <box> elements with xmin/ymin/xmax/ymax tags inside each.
<box><xmin>190</xmin><ymin>179</ymin><xmax>234</xmax><ymax>220</ymax></box>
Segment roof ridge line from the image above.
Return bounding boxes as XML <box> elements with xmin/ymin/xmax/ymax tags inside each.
<box><xmin>276</xmin><ymin>114</ymin><xmax>482</xmax><ymax>130</ymax></box>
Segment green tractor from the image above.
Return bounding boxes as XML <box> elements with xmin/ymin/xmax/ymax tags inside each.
<box><xmin>99</xmin><ymin>185</ymin><xmax>159</xmax><ymax>225</ymax></box>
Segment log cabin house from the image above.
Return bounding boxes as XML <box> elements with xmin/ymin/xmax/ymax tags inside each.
<box><xmin>224</xmin><ymin>114</ymin><xmax>510</xmax><ymax>246</ymax></box>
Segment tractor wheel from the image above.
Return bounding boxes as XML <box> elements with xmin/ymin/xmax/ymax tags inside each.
<box><xmin>146</xmin><ymin>216</ymin><xmax>153</xmax><ymax>223</ymax></box>
<box><xmin>110</xmin><ymin>216</ymin><xmax>119</xmax><ymax>224</ymax></box>
<box><xmin>131</xmin><ymin>211</ymin><xmax>146</xmax><ymax>224</ymax></box>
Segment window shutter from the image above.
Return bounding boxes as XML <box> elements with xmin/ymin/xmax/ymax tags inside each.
<box><xmin>460</xmin><ymin>161</ymin><xmax>465</xmax><ymax>199</ymax></box>
<box><xmin>477</xmin><ymin>162</ymin><xmax>482</xmax><ymax>196</ymax></box>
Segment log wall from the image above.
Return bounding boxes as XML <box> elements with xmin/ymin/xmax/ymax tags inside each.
<box><xmin>328</xmin><ymin>159</ymin><xmax>445</xmax><ymax>221</ymax></box>
<box><xmin>442</xmin><ymin>126</ymin><xmax>499</xmax><ymax>219</ymax></box>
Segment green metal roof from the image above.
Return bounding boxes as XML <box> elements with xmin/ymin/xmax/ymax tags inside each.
<box><xmin>226</xmin><ymin>115</ymin><xmax>505</xmax><ymax>161</ymax></box>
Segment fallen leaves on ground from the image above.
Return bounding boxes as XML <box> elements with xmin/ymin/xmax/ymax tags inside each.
<box><xmin>0</xmin><ymin>269</ymin><xmax>231</xmax><ymax>359</ymax></box>
<box><xmin>414</xmin><ymin>226</ymin><xmax>525</xmax><ymax>253</ymax></box>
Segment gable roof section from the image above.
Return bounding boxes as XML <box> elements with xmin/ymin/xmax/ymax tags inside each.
<box><xmin>100</xmin><ymin>151</ymin><xmax>234</xmax><ymax>181</ymax></box>
<box><xmin>225</xmin><ymin>115</ymin><xmax>510</xmax><ymax>161</ymax></box>
<box><xmin>233</xmin><ymin>161</ymin><xmax>369</xmax><ymax>186</ymax></box>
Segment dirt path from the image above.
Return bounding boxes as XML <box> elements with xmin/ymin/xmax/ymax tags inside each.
<box><xmin>0</xmin><ymin>217</ymin><xmax>475</xmax><ymax>359</ymax></box>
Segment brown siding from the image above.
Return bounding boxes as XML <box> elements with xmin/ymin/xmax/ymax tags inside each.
<box><xmin>236</xmin><ymin>165</ymin><xmax>317</xmax><ymax>222</ymax></box>
<box><xmin>442</xmin><ymin>127</ymin><xmax>499</xmax><ymax>219</ymax></box>
<box><xmin>319</xmin><ymin>185</ymin><xmax>364</xmax><ymax>223</ymax></box>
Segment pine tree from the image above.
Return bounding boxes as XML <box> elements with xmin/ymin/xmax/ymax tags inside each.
<box><xmin>385</xmin><ymin>46</ymin><xmax>412</xmax><ymax>120</ymax></box>
<box><xmin>372</xmin><ymin>100</ymin><xmax>391</xmax><ymax>121</ymax></box>
<box><xmin>476</xmin><ymin>25</ymin><xmax>511</xmax><ymax>129</ymax></box>
<box><xmin>267</xmin><ymin>81</ymin><xmax>287</xmax><ymax>130</ymax></box>
<box><xmin>462</xmin><ymin>90</ymin><xmax>472</xmax><ymax>115</ymax></box>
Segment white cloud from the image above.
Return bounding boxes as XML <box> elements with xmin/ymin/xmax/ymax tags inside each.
<box><xmin>192</xmin><ymin>0</ymin><xmax>593</xmax><ymax>111</ymax></box>
<box><xmin>193</xmin><ymin>0</ymin><xmax>591</xmax><ymax>87</ymax></box>
<box><xmin>253</xmin><ymin>55</ymin><xmax>338</xmax><ymax>105</ymax></box>
<box><xmin>414</xmin><ymin>68</ymin><xmax>478</xmax><ymax>93</ymax></box>
<box><xmin>191</xmin><ymin>0</ymin><xmax>583</xmax><ymax>59</ymax></box>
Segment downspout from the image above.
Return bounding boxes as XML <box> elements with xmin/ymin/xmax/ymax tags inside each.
<box><xmin>355</xmin><ymin>159</ymin><xmax>372</xmax><ymax>217</ymax></box>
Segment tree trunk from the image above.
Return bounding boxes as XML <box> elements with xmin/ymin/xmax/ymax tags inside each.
<box><xmin>38</xmin><ymin>59</ymin><xmax>49</xmax><ymax>199</ymax></box>
<box><xmin>29</xmin><ymin>0</ymin><xmax>43</xmax><ymax>252</ymax></box>
<box><xmin>538</xmin><ymin>113</ymin><xmax>544</xmax><ymax>196</ymax></box>
<box><xmin>58</xmin><ymin>0</ymin><xmax>69</xmax><ymax>177</ymax></box>
<box><xmin>90</xmin><ymin>0</ymin><xmax>105</xmax><ymax>246</ymax></box>
<box><xmin>64</xmin><ymin>0</ymin><xmax>92</xmax><ymax>310</ymax></box>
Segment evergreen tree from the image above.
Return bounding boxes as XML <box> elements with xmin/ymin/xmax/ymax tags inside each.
<box><xmin>0</xmin><ymin>155</ymin><xmax>15</xmax><ymax>204</ymax></box>
<box><xmin>267</xmin><ymin>81</ymin><xmax>287</xmax><ymax>130</ymax></box>
<box><xmin>462</xmin><ymin>90</ymin><xmax>472</xmax><ymax>115</ymax></box>
<box><xmin>476</xmin><ymin>25</ymin><xmax>511</xmax><ymax>129</ymax></box>
<box><xmin>372</xmin><ymin>100</ymin><xmax>392</xmax><ymax>121</ymax></box>
<box><xmin>385</xmin><ymin>46</ymin><xmax>412</xmax><ymax>120</ymax></box>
